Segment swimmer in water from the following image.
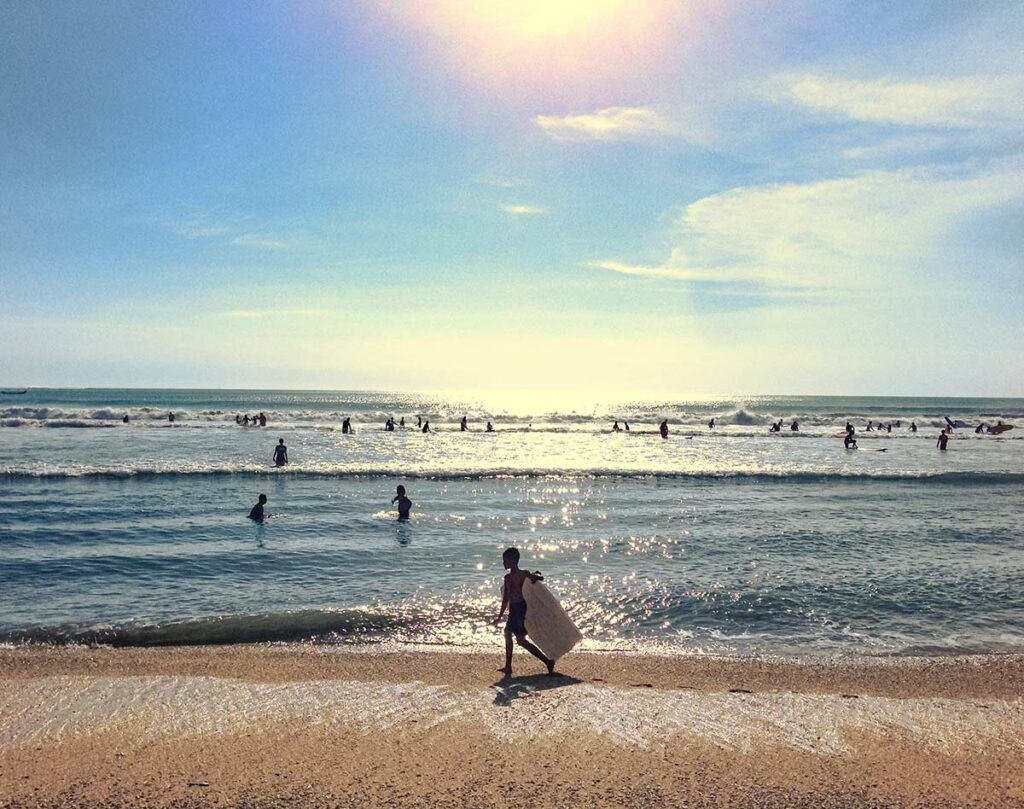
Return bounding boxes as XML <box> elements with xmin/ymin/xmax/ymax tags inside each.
<box><xmin>272</xmin><ymin>438</ymin><xmax>289</xmax><ymax>467</ymax></box>
<box><xmin>910</xmin><ymin>422</ymin><xmax>917</xmax><ymax>433</ymax></box>
<box><xmin>461</xmin><ymin>416</ymin><xmax>468</xmax><ymax>432</ymax></box>
<box><xmin>422</xmin><ymin>420</ymin><xmax>430</xmax><ymax>433</ymax></box>
<box><xmin>790</xmin><ymin>420</ymin><xmax>799</xmax><ymax>431</ymax></box>
<box><xmin>248</xmin><ymin>493</ymin><xmax>268</xmax><ymax>522</ymax></box>
<box><xmin>486</xmin><ymin>421</ymin><xmax>494</xmax><ymax>432</ymax></box>
<box><xmin>937</xmin><ymin>429</ymin><xmax>949</xmax><ymax>451</ymax></box>
<box><xmin>659</xmin><ymin>419</ymin><xmax>669</xmax><ymax>439</ymax></box>
<box><xmin>613</xmin><ymin>421</ymin><xmax>621</xmax><ymax>432</ymax></box>
<box><xmin>391</xmin><ymin>485</ymin><xmax>412</xmax><ymax>521</ymax></box>
<box><xmin>708</xmin><ymin>418</ymin><xmax>715</xmax><ymax>429</ymax></box>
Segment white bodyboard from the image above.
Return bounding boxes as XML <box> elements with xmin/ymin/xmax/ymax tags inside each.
<box><xmin>522</xmin><ymin>579</ymin><xmax>582</xmax><ymax>661</ymax></box>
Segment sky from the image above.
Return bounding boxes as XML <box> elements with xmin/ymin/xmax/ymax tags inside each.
<box><xmin>1</xmin><ymin>0</ymin><xmax>1022</xmax><ymax>398</ymax></box>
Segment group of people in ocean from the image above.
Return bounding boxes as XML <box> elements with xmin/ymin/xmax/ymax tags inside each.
<box><xmin>236</xmin><ymin>412</ymin><xmax>268</xmax><ymax>427</ymax></box>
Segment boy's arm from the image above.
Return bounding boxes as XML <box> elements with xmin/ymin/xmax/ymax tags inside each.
<box><xmin>493</xmin><ymin>579</ymin><xmax>509</xmax><ymax>626</ymax></box>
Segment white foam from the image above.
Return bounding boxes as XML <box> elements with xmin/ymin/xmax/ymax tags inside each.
<box><xmin>0</xmin><ymin>675</ymin><xmax>1019</xmax><ymax>755</ymax></box>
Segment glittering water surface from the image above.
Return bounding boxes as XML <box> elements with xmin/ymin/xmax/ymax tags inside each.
<box><xmin>1</xmin><ymin>389</ymin><xmax>1022</xmax><ymax>656</ymax></box>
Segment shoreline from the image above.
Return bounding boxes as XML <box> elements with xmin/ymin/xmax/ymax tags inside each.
<box><xmin>1</xmin><ymin>646</ymin><xmax>1022</xmax><ymax>807</ymax></box>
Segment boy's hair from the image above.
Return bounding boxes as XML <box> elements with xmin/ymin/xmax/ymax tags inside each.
<box><xmin>258</xmin><ymin>493</ymin><xmax>267</xmax><ymax>503</ymax></box>
<box><xmin>502</xmin><ymin>547</ymin><xmax>520</xmax><ymax>563</ymax></box>
<box><xmin>396</xmin><ymin>485</ymin><xmax>406</xmax><ymax>495</ymax></box>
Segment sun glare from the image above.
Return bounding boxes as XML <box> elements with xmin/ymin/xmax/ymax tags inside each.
<box><xmin>442</xmin><ymin>0</ymin><xmax>631</xmax><ymax>41</ymax></box>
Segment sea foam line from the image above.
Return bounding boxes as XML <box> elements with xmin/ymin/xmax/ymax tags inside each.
<box><xmin>0</xmin><ymin>675</ymin><xmax>1019</xmax><ymax>755</ymax></box>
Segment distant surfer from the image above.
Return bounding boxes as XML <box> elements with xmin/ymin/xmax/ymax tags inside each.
<box><xmin>486</xmin><ymin>421</ymin><xmax>494</xmax><ymax>432</ymax></box>
<box><xmin>391</xmin><ymin>485</ymin><xmax>412</xmax><ymax>521</ymax></box>
<box><xmin>122</xmin><ymin>414</ymin><xmax>129</xmax><ymax>424</ymax></box>
<box><xmin>259</xmin><ymin>412</ymin><xmax>267</xmax><ymax>427</ymax></box>
<box><xmin>273</xmin><ymin>438</ymin><xmax>289</xmax><ymax>467</ymax></box>
<box><xmin>342</xmin><ymin>417</ymin><xmax>352</xmax><ymax>434</ymax></box>
<box><xmin>659</xmin><ymin>419</ymin><xmax>669</xmax><ymax>439</ymax></box>
<box><xmin>492</xmin><ymin>547</ymin><xmax>555</xmax><ymax>677</ymax></box>
<box><xmin>624</xmin><ymin>421</ymin><xmax>629</xmax><ymax>431</ymax></box>
<box><xmin>461</xmin><ymin>416</ymin><xmax>468</xmax><ymax>432</ymax></box>
<box><xmin>944</xmin><ymin>416</ymin><xmax>956</xmax><ymax>431</ymax></box>
<box><xmin>248</xmin><ymin>493</ymin><xmax>268</xmax><ymax>522</ymax></box>
<box><xmin>708</xmin><ymin>418</ymin><xmax>715</xmax><ymax>429</ymax></box>
<box><xmin>613</xmin><ymin>421</ymin><xmax>621</xmax><ymax>432</ymax></box>
<box><xmin>844</xmin><ymin>424</ymin><xmax>857</xmax><ymax>449</ymax></box>
<box><xmin>937</xmin><ymin>429</ymin><xmax>949</xmax><ymax>451</ymax></box>
<box><xmin>417</xmin><ymin>416</ymin><xmax>422</xmax><ymax>428</ymax></box>
<box><xmin>910</xmin><ymin>422</ymin><xmax>917</xmax><ymax>433</ymax></box>
<box><xmin>168</xmin><ymin>411</ymin><xmax>175</xmax><ymax>423</ymax></box>
<box><xmin>975</xmin><ymin>423</ymin><xmax>986</xmax><ymax>434</ymax></box>
<box><xmin>422</xmin><ymin>420</ymin><xmax>430</xmax><ymax>433</ymax></box>
<box><xmin>400</xmin><ymin>417</ymin><xmax>405</xmax><ymax>427</ymax></box>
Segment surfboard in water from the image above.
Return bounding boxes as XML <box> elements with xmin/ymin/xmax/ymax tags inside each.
<box><xmin>989</xmin><ymin>424</ymin><xmax>1014</xmax><ymax>434</ymax></box>
<box><xmin>522</xmin><ymin>579</ymin><xmax>582</xmax><ymax>661</ymax></box>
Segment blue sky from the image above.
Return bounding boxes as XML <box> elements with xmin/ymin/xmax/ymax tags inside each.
<box><xmin>2</xmin><ymin>0</ymin><xmax>1022</xmax><ymax>396</ymax></box>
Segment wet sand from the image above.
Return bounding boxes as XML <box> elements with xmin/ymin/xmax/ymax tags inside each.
<box><xmin>1</xmin><ymin>646</ymin><xmax>1022</xmax><ymax>807</ymax></box>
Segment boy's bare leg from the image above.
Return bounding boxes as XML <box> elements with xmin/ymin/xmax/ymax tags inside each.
<box><xmin>500</xmin><ymin>628</ymin><xmax>513</xmax><ymax>675</ymax></box>
<box><xmin>515</xmin><ymin>634</ymin><xmax>555</xmax><ymax>674</ymax></box>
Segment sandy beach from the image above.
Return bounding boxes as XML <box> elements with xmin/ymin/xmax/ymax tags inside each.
<box><xmin>1</xmin><ymin>646</ymin><xmax>1022</xmax><ymax>807</ymax></box>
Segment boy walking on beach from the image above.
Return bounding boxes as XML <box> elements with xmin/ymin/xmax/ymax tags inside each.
<box><xmin>492</xmin><ymin>547</ymin><xmax>555</xmax><ymax>676</ymax></box>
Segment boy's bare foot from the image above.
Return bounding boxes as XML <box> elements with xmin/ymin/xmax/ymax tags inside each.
<box><xmin>498</xmin><ymin>667</ymin><xmax>512</xmax><ymax>676</ymax></box>
<box><xmin>545</xmin><ymin>657</ymin><xmax>556</xmax><ymax>675</ymax></box>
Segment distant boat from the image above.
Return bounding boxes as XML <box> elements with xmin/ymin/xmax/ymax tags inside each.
<box><xmin>1</xmin><ymin>389</ymin><xmax>28</xmax><ymax>395</ymax></box>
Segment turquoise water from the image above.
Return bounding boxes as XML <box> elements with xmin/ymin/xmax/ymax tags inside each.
<box><xmin>1</xmin><ymin>389</ymin><xmax>1022</xmax><ymax>656</ymax></box>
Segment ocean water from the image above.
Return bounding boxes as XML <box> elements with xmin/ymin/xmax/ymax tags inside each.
<box><xmin>1</xmin><ymin>388</ymin><xmax>1022</xmax><ymax>657</ymax></box>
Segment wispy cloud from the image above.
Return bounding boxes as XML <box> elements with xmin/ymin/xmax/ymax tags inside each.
<box><xmin>222</xmin><ymin>309</ymin><xmax>330</xmax><ymax>319</ymax></box>
<box><xmin>231</xmin><ymin>234</ymin><xmax>290</xmax><ymax>250</ymax></box>
<box><xmin>535</xmin><ymin>106</ymin><xmax>673</xmax><ymax>142</ymax></box>
<box><xmin>591</xmin><ymin>162</ymin><xmax>1024</xmax><ymax>293</ymax></box>
<box><xmin>501</xmin><ymin>204</ymin><xmax>545</xmax><ymax>215</ymax></box>
<box><xmin>770</xmin><ymin>74</ymin><xmax>1024</xmax><ymax>129</ymax></box>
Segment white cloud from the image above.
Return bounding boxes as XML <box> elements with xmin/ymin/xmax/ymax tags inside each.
<box><xmin>232</xmin><ymin>234</ymin><xmax>289</xmax><ymax>250</ymax></box>
<box><xmin>771</xmin><ymin>74</ymin><xmax>1024</xmax><ymax>128</ymax></box>
<box><xmin>591</xmin><ymin>163</ymin><xmax>1024</xmax><ymax>292</ymax></box>
<box><xmin>501</xmin><ymin>204</ymin><xmax>545</xmax><ymax>215</ymax></box>
<box><xmin>535</xmin><ymin>106</ymin><xmax>673</xmax><ymax>142</ymax></box>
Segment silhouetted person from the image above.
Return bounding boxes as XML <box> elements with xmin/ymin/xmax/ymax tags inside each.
<box><xmin>392</xmin><ymin>485</ymin><xmax>412</xmax><ymax>521</ymax></box>
<box><xmin>400</xmin><ymin>417</ymin><xmax>405</xmax><ymax>427</ymax></box>
<box><xmin>248</xmin><ymin>493</ymin><xmax>268</xmax><ymax>522</ymax></box>
<box><xmin>342</xmin><ymin>417</ymin><xmax>351</xmax><ymax>434</ymax></box>
<box><xmin>613</xmin><ymin>421</ymin><xmax>621</xmax><ymax>432</ymax></box>
<box><xmin>486</xmin><ymin>421</ymin><xmax>494</xmax><ymax>432</ymax></box>
<box><xmin>259</xmin><ymin>412</ymin><xmax>267</xmax><ymax>427</ymax></box>
<box><xmin>937</xmin><ymin>429</ymin><xmax>949</xmax><ymax>451</ymax></box>
<box><xmin>944</xmin><ymin>416</ymin><xmax>956</xmax><ymax>431</ymax></box>
<box><xmin>865</xmin><ymin>422</ymin><xmax>873</xmax><ymax>432</ymax></box>
<box><xmin>168</xmin><ymin>411</ymin><xmax>175</xmax><ymax>423</ymax></box>
<box><xmin>886</xmin><ymin>423</ymin><xmax>892</xmax><ymax>433</ymax></box>
<box><xmin>790</xmin><ymin>420</ymin><xmax>799</xmax><ymax>431</ymax></box>
<box><xmin>422</xmin><ymin>420</ymin><xmax>430</xmax><ymax>433</ymax></box>
<box><xmin>273</xmin><ymin>438</ymin><xmax>288</xmax><ymax>467</ymax></box>
<box><xmin>708</xmin><ymin>418</ymin><xmax>715</xmax><ymax>429</ymax></box>
<box><xmin>659</xmin><ymin>420</ymin><xmax>669</xmax><ymax>439</ymax></box>
<box><xmin>461</xmin><ymin>416</ymin><xmax>468</xmax><ymax>432</ymax></box>
<box><xmin>122</xmin><ymin>414</ymin><xmax>129</xmax><ymax>424</ymax></box>
<box><xmin>910</xmin><ymin>422</ymin><xmax>917</xmax><ymax>432</ymax></box>
<box><xmin>844</xmin><ymin>425</ymin><xmax>857</xmax><ymax>449</ymax></box>
<box><xmin>492</xmin><ymin>547</ymin><xmax>554</xmax><ymax>677</ymax></box>
<box><xmin>624</xmin><ymin>421</ymin><xmax>629</xmax><ymax>431</ymax></box>
<box><xmin>417</xmin><ymin>416</ymin><xmax>422</xmax><ymax>428</ymax></box>
<box><xmin>976</xmin><ymin>423</ymin><xmax>986</xmax><ymax>434</ymax></box>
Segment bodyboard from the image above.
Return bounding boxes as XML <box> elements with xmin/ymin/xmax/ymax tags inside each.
<box><xmin>989</xmin><ymin>424</ymin><xmax>1014</xmax><ymax>434</ymax></box>
<box><xmin>522</xmin><ymin>579</ymin><xmax>582</xmax><ymax>661</ymax></box>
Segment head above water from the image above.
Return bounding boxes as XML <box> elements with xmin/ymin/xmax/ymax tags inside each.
<box><xmin>258</xmin><ymin>493</ymin><xmax>267</xmax><ymax>504</ymax></box>
<box><xmin>502</xmin><ymin>547</ymin><xmax>521</xmax><ymax>569</ymax></box>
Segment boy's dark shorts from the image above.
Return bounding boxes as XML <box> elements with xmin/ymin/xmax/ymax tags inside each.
<box><xmin>506</xmin><ymin>601</ymin><xmax>528</xmax><ymax>636</ymax></box>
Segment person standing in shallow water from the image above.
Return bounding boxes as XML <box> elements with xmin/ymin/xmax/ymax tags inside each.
<box><xmin>937</xmin><ymin>429</ymin><xmax>949</xmax><ymax>451</ymax></box>
<box><xmin>391</xmin><ymin>485</ymin><xmax>412</xmax><ymax>521</ymax></box>
<box><xmin>492</xmin><ymin>547</ymin><xmax>555</xmax><ymax>677</ymax></box>
<box><xmin>248</xmin><ymin>493</ymin><xmax>268</xmax><ymax>522</ymax></box>
<box><xmin>273</xmin><ymin>438</ymin><xmax>288</xmax><ymax>467</ymax></box>
<box><xmin>659</xmin><ymin>420</ymin><xmax>669</xmax><ymax>439</ymax></box>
